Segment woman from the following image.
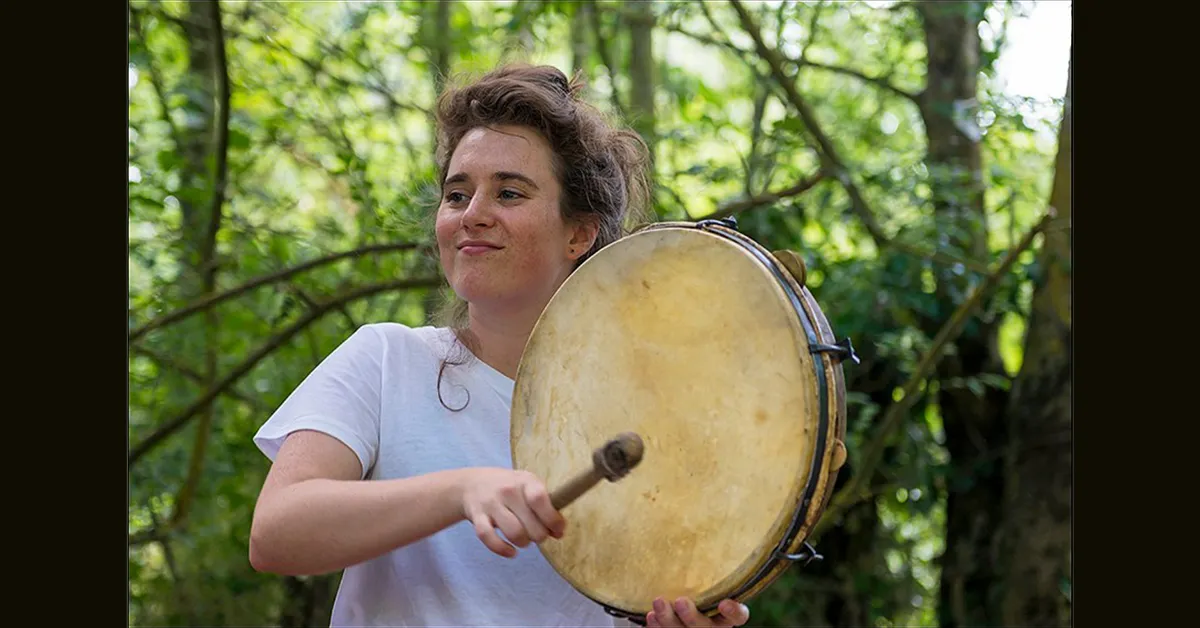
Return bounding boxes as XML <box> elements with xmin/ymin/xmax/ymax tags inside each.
<box><xmin>249</xmin><ymin>64</ymin><xmax>751</xmax><ymax>628</ymax></box>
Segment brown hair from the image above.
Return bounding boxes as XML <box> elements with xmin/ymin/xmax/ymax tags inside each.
<box><xmin>429</xmin><ymin>63</ymin><xmax>653</xmax><ymax>410</ymax></box>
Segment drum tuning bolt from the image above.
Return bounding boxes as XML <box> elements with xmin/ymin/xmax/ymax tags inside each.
<box><xmin>778</xmin><ymin>541</ymin><xmax>824</xmax><ymax>566</ymax></box>
<box><xmin>549</xmin><ymin>432</ymin><xmax>645</xmax><ymax>511</ymax></box>
<box><xmin>697</xmin><ymin>217</ymin><xmax>738</xmax><ymax>230</ymax></box>
<box><xmin>811</xmin><ymin>337</ymin><xmax>860</xmax><ymax>365</ymax></box>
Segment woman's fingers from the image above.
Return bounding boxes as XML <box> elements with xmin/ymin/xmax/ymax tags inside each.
<box><xmin>650</xmin><ymin>597</ymin><xmax>684</xmax><ymax>627</ymax></box>
<box><xmin>467</xmin><ymin>506</ymin><xmax>516</xmax><ymax>558</ymax></box>
<box><xmin>508</xmin><ymin>500</ymin><xmax>553</xmax><ymax>545</ymax></box>
<box><xmin>712</xmin><ymin>599</ymin><xmax>750</xmax><ymax>627</ymax></box>
<box><xmin>670</xmin><ymin>598</ymin><xmax>707</xmax><ymax>626</ymax></box>
<box><xmin>522</xmin><ymin>478</ymin><xmax>566</xmax><ymax>538</ymax></box>
<box><xmin>465</xmin><ymin>471</ymin><xmax>567</xmax><ymax>558</ymax></box>
<box><xmin>489</xmin><ymin>500</ymin><xmax>532</xmax><ymax>548</ymax></box>
<box><xmin>645</xmin><ymin>597</ymin><xmax>750</xmax><ymax>627</ymax></box>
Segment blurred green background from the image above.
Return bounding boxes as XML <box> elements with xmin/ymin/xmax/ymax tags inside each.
<box><xmin>127</xmin><ymin>1</ymin><xmax>1071</xmax><ymax>625</ymax></box>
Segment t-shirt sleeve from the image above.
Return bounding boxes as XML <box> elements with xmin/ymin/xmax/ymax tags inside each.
<box><xmin>253</xmin><ymin>325</ymin><xmax>384</xmax><ymax>479</ymax></box>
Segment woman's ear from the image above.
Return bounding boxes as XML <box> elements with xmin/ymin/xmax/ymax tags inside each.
<box><xmin>566</xmin><ymin>218</ymin><xmax>600</xmax><ymax>261</ymax></box>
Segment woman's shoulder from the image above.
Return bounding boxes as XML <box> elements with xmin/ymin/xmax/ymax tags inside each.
<box><xmin>363</xmin><ymin>321</ymin><xmax>452</xmax><ymax>343</ymax></box>
<box><xmin>351</xmin><ymin>322</ymin><xmax>456</xmax><ymax>360</ymax></box>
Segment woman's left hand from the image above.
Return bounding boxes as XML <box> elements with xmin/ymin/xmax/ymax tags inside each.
<box><xmin>645</xmin><ymin>597</ymin><xmax>750</xmax><ymax>627</ymax></box>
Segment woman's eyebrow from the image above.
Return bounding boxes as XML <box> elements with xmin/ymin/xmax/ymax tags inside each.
<box><xmin>493</xmin><ymin>171</ymin><xmax>539</xmax><ymax>190</ymax></box>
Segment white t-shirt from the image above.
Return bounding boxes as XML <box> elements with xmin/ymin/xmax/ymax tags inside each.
<box><xmin>254</xmin><ymin>323</ymin><xmax>627</xmax><ymax>627</ymax></box>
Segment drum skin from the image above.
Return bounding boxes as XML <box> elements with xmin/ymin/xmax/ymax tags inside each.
<box><xmin>511</xmin><ymin>223</ymin><xmax>846</xmax><ymax>618</ymax></box>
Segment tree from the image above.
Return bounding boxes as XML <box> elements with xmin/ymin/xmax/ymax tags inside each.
<box><xmin>996</xmin><ymin>42</ymin><xmax>1072</xmax><ymax>626</ymax></box>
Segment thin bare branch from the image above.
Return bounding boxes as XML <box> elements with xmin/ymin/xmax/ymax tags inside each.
<box><xmin>128</xmin><ymin>528</ymin><xmax>163</xmax><ymax>547</ymax></box>
<box><xmin>790</xmin><ymin>0</ymin><xmax>919</xmax><ymax>103</ymax></box>
<box><xmin>131</xmin><ymin>344</ymin><xmax>267</xmax><ymax>412</ymax></box>
<box><xmin>800</xmin><ymin>60</ymin><xmax>922</xmax><ymax>104</ymax></box>
<box><xmin>291</xmin><ymin>284</ymin><xmax>359</xmax><ymax>330</ymax></box>
<box><xmin>263</xmin><ymin>2</ymin><xmax>423</xmax><ymax>119</ymax></box>
<box><xmin>810</xmin><ymin>208</ymin><xmax>1059</xmax><ymax>542</ymax></box>
<box><xmin>128</xmin><ymin>277</ymin><xmax>443</xmax><ymax>468</ymax></box>
<box><xmin>890</xmin><ymin>240</ymin><xmax>991</xmax><ymax>275</ymax></box>
<box><xmin>708</xmin><ymin>171</ymin><xmax>826</xmax><ymax>220</ymax></box>
<box><xmin>745</xmin><ymin>85</ymin><xmax>771</xmax><ymax>195</ymax></box>
<box><xmin>129</xmin><ymin>241</ymin><xmax>427</xmax><ymax>341</ymax></box>
<box><xmin>728</xmin><ymin>0</ymin><xmax>891</xmax><ymax>250</ymax></box>
<box><xmin>662</xmin><ymin>24</ymin><xmax>756</xmax><ymax>67</ymax></box>
<box><xmin>227</xmin><ymin>26</ymin><xmax>428</xmax><ymax>116</ymax></box>
<box><xmin>670</xmin><ymin>5</ymin><xmax>982</xmax><ymax>274</ymax></box>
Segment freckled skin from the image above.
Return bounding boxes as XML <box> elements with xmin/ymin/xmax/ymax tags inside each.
<box><xmin>435</xmin><ymin>125</ymin><xmax>595</xmax><ymax>316</ymax></box>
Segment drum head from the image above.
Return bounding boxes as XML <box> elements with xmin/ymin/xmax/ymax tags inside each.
<box><xmin>511</xmin><ymin>226</ymin><xmax>826</xmax><ymax>614</ymax></box>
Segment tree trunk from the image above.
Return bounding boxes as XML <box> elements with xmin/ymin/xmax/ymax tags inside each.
<box><xmin>175</xmin><ymin>0</ymin><xmax>219</xmax><ymax>275</ymax></box>
<box><xmin>626</xmin><ymin>1</ymin><xmax>656</xmax><ymax>212</ymax></box>
<box><xmin>627</xmin><ymin>1</ymin><xmax>655</xmax><ymax>159</ymax></box>
<box><xmin>996</xmin><ymin>44</ymin><xmax>1072</xmax><ymax>627</ymax></box>
<box><xmin>572</xmin><ymin>2</ymin><xmax>591</xmax><ymax>78</ymax></box>
<box><xmin>915</xmin><ymin>3</ymin><xmax>1009</xmax><ymax>626</ymax></box>
<box><xmin>422</xmin><ymin>0</ymin><xmax>453</xmax><ymax>325</ymax></box>
<box><xmin>431</xmin><ymin>1</ymin><xmax>452</xmax><ymax>95</ymax></box>
<box><xmin>168</xmin><ymin>0</ymin><xmax>229</xmax><ymax>533</ymax></box>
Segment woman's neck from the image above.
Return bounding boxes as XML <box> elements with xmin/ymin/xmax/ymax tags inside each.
<box><xmin>463</xmin><ymin>304</ymin><xmax>542</xmax><ymax>380</ymax></box>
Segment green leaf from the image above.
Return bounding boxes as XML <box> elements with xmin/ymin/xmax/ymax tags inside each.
<box><xmin>774</xmin><ymin>116</ymin><xmax>807</xmax><ymax>135</ymax></box>
<box><xmin>977</xmin><ymin>373</ymin><xmax>1011</xmax><ymax>390</ymax></box>
<box><xmin>228</xmin><ymin>128</ymin><xmax>252</xmax><ymax>150</ymax></box>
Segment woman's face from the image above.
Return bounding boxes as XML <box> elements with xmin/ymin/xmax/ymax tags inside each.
<box><xmin>436</xmin><ymin>124</ymin><xmax>596</xmax><ymax>317</ymax></box>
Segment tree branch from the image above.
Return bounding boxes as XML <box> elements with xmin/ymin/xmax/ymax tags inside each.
<box><xmin>670</xmin><ymin>6</ymin><xmax>980</xmax><ymax>276</ymax></box>
<box><xmin>128</xmin><ymin>276</ymin><xmax>442</xmax><ymax>468</ymax></box>
<box><xmin>790</xmin><ymin>0</ymin><xmax>917</xmax><ymax>104</ymax></box>
<box><xmin>800</xmin><ymin>59</ymin><xmax>922</xmax><ymax>104</ymax></box>
<box><xmin>707</xmin><ymin>171</ymin><xmax>826</xmax><ymax>220</ymax></box>
<box><xmin>889</xmin><ymin>239</ymin><xmax>991</xmax><ymax>275</ymax></box>
<box><xmin>200</xmin><ymin>0</ymin><xmax>231</xmax><ymax>282</ymax></box>
<box><xmin>662</xmin><ymin>24</ymin><xmax>757</xmax><ymax>68</ymax></box>
<box><xmin>810</xmin><ymin>208</ymin><xmax>1058</xmax><ymax>542</ymax></box>
<box><xmin>171</xmin><ymin>0</ymin><xmax>232</xmax><ymax>531</ymax></box>
<box><xmin>129</xmin><ymin>6</ymin><xmax>184</xmax><ymax>155</ymax></box>
<box><xmin>728</xmin><ymin>0</ymin><xmax>890</xmax><ymax>250</ymax></box>
<box><xmin>226</xmin><ymin>26</ymin><xmax>427</xmax><ymax>116</ymax></box>
<box><xmin>131</xmin><ymin>344</ymin><xmax>266</xmax><ymax>412</ymax></box>
<box><xmin>129</xmin><ymin>241</ymin><xmax>426</xmax><ymax>341</ymax></box>
<box><xmin>128</xmin><ymin>528</ymin><xmax>163</xmax><ymax>547</ymax></box>
<box><xmin>291</xmin><ymin>284</ymin><xmax>359</xmax><ymax>331</ymax></box>
<box><xmin>262</xmin><ymin>2</ymin><xmax>427</xmax><ymax>119</ymax></box>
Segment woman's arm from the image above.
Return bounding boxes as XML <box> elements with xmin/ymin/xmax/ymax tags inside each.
<box><xmin>249</xmin><ymin>429</ymin><xmax>473</xmax><ymax>576</ymax></box>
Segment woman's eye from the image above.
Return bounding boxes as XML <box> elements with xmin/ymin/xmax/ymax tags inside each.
<box><xmin>445</xmin><ymin>191</ymin><xmax>468</xmax><ymax>203</ymax></box>
<box><xmin>499</xmin><ymin>189</ymin><xmax>523</xmax><ymax>200</ymax></box>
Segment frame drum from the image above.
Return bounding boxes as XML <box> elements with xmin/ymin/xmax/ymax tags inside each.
<box><xmin>511</xmin><ymin>219</ymin><xmax>855</xmax><ymax>623</ymax></box>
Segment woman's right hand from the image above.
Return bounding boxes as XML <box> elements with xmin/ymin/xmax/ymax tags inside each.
<box><xmin>459</xmin><ymin>468</ymin><xmax>566</xmax><ymax>558</ymax></box>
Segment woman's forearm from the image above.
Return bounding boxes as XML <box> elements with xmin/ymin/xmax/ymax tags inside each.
<box><xmin>249</xmin><ymin>468</ymin><xmax>474</xmax><ymax>576</ymax></box>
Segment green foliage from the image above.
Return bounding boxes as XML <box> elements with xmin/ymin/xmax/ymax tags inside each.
<box><xmin>129</xmin><ymin>1</ymin><xmax>1066</xmax><ymax>626</ymax></box>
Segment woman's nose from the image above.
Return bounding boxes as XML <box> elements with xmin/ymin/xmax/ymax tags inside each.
<box><xmin>461</xmin><ymin>193</ymin><xmax>496</xmax><ymax>227</ymax></box>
